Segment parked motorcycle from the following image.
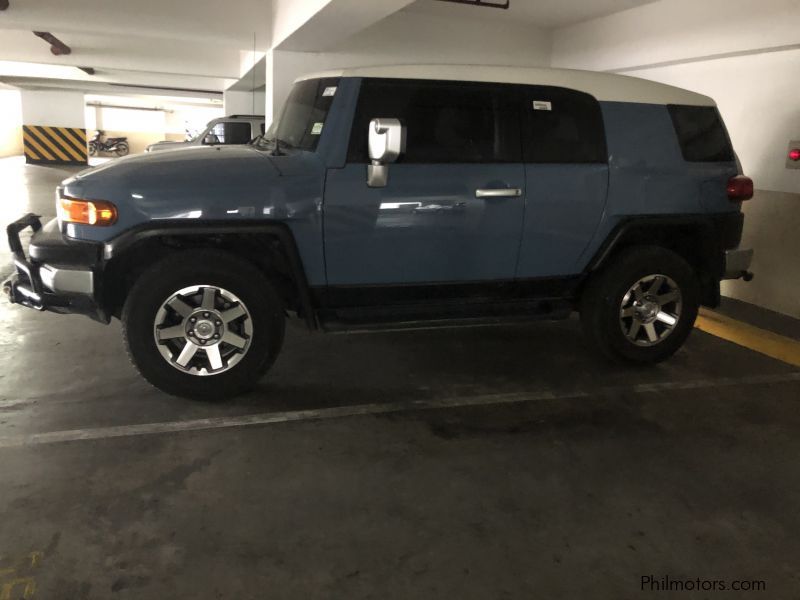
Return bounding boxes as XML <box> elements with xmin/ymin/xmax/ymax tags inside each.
<box><xmin>88</xmin><ymin>130</ymin><xmax>129</xmax><ymax>157</ymax></box>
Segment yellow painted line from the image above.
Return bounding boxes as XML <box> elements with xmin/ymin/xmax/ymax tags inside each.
<box><xmin>44</xmin><ymin>126</ymin><xmax>82</xmax><ymax>161</ymax></box>
<box><xmin>22</xmin><ymin>147</ymin><xmax>40</xmax><ymax>161</ymax></box>
<box><xmin>61</xmin><ymin>127</ymin><xmax>88</xmax><ymax>155</ymax></box>
<box><xmin>70</xmin><ymin>127</ymin><xmax>86</xmax><ymax>142</ymax></box>
<box><xmin>696</xmin><ymin>307</ymin><xmax>800</xmax><ymax>368</ymax></box>
<box><xmin>32</xmin><ymin>127</ymin><xmax>70</xmax><ymax>162</ymax></box>
<box><xmin>22</xmin><ymin>131</ymin><xmax>55</xmax><ymax>161</ymax></box>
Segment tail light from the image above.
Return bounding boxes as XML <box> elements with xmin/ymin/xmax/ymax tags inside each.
<box><xmin>727</xmin><ymin>175</ymin><xmax>753</xmax><ymax>202</ymax></box>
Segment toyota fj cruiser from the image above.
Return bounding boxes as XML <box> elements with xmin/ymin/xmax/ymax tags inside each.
<box><xmin>4</xmin><ymin>65</ymin><xmax>754</xmax><ymax>399</ymax></box>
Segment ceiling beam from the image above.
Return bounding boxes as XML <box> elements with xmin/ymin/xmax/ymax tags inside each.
<box><xmin>275</xmin><ymin>0</ymin><xmax>417</xmax><ymax>52</ymax></box>
<box><xmin>434</xmin><ymin>0</ymin><xmax>509</xmax><ymax>8</ymax></box>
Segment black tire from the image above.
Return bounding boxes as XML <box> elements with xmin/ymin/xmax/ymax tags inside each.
<box><xmin>122</xmin><ymin>249</ymin><xmax>285</xmax><ymax>399</ymax></box>
<box><xmin>114</xmin><ymin>142</ymin><xmax>129</xmax><ymax>157</ymax></box>
<box><xmin>580</xmin><ymin>245</ymin><xmax>700</xmax><ymax>364</ymax></box>
<box><xmin>88</xmin><ymin>142</ymin><xmax>97</xmax><ymax>156</ymax></box>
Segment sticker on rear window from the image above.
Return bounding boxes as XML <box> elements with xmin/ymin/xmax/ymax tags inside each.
<box><xmin>533</xmin><ymin>100</ymin><xmax>552</xmax><ymax>111</ymax></box>
<box><xmin>311</xmin><ymin>122</ymin><xmax>324</xmax><ymax>135</ymax></box>
<box><xmin>322</xmin><ymin>86</ymin><xmax>337</xmax><ymax>97</ymax></box>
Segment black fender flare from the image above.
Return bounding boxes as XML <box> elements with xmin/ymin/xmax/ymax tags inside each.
<box><xmin>584</xmin><ymin>213</ymin><xmax>744</xmax><ymax>307</ymax></box>
<box><xmin>103</xmin><ymin>219</ymin><xmax>318</xmax><ymax>329</ymax></box>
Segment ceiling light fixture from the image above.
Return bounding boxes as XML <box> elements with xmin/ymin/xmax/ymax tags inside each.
<box><xmin>434</xmin><ymin>0</ymin><xmax>509</xmax><ymax>8</ymax></box>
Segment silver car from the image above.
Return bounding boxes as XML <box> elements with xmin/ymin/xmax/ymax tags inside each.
<box><xmin>146</xmin><ymin>115</ymin><xmax>265</xmax><ymax>152</ymax></box>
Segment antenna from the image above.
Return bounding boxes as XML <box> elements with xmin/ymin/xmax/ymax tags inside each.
<box><xmin>252</xmin><ymin>32</ymin><xmax>257</xmax><ymax>114</ymax></box>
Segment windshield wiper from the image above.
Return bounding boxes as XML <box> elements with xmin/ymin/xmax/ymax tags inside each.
<box><xmin>256</xmin><ymin>136</ymin><xmax>293</xmax><ymax>156</ymax></box>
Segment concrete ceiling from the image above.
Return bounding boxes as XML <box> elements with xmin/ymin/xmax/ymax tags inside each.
<box><xmin>0</xmin><ymin>0</ymin><xmax>665</xmax><ymax>97</ymax></box>
<box><xmin>403</xmin><ymin>0</ymin><xmax>661</xmax><ymax>29</ymax></box>
<box><xmin>0</xmin><ymin>0</ymin><xmax>269</xmax><ymax>45</ymax></box>
<box><xmin>0</xmin><ymin>0</ymin><xmax>270</xmax><ymax>94</ymax></box>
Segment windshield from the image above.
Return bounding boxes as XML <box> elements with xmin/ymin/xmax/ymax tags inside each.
<box><xmin>268</xmin><ymin>77</ymin><xmax>340</xmax><ymax>152</ymax></box>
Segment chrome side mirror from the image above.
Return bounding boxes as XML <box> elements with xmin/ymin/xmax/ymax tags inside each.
<box><xmin>367</xmin><ymin>118</ymin><xmax>406</xmax><ymax>187</ymax></box>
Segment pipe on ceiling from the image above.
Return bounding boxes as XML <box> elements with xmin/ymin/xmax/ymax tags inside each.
<box><xmin>434</xmin><ymin>0</ymin><xmax>509</xmax><ymax>8</ymax></box>
<box><xmin>33</xmin><ymin>31</ymin><xmax>72</xmax><ymax>55</ymax></box>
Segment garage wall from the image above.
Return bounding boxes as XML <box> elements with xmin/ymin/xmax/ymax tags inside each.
<box><xmin>552</xmin><ymin>0</ymin><xmax>800</xmax><ymax>318</ymax></box>
<box><xmin>0</xmin><ymin>90</ymin><xmax>22</xmax><ymax>158</ymax></box>
<box><xmin>551</xmin><ymin>0</ymin><xmax>799</xmax><ymax>73</ymax></box>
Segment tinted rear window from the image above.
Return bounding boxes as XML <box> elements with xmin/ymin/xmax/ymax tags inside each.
<box><xmin>668</xmin><ymin>105</ymin><xmax>734</xmax><ymax>162</ymax></box>
<box><xmin>521</xmin><ymin>86</ymin><xmax>607</xmax><ymax>164</ymax></box>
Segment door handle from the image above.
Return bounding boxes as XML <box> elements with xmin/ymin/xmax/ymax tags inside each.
<box><xmin>475</xmin><ymin>188</ymin><xmax>523</xmax><ymax>198</ymax></box>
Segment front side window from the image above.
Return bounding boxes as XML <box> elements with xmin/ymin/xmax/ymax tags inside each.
<box><xmin>347</xmin><ymin>78</ymin><xmax>520</xmax><ymax>164</ymax></box>
<box><xmin>271</xmin><ymin>77</ymin><xmax>340</xmax><ymax>151</ymax></box>
<box><xmin>668</xmin><ymin>105</ymin><xmax>734</xmax><ymax>162</ymax></box>
<box><xmin>521</xmin><ymin>86</ymin><xmax>607</xmax><ymax>164</ymax></box>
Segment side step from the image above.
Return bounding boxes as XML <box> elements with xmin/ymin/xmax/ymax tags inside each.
<box><xmin>318</xmin><ymin>298</ymin><xmax>573</xmax><ymax>333</ymax></box>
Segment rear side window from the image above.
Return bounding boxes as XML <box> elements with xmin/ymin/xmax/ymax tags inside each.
<box><xmin>668</xmin><ymin>105</ymin><xmax>734</xmax><ymax>162</ymax></box>
<box><xmin>521</xmin><ymin>86</ymin><xmax>607</xmax><ymax>163</ymax></box>
<box><xmin>347</xmin><ymin>78</ymin><xmax>520</xmax><ymax>164</ymax></box>
<box><xmin>209</xmin><ymin>121</ymin><xmax>252</xmax><ymax>145</ymax></box>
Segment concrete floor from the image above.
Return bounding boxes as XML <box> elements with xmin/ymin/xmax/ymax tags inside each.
<box><xmin>2</xmin><ymin>157</ymin><xmax>800</xmax><ymax>598</ymax></box>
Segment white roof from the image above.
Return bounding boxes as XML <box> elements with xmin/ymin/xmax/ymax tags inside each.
<box><xmin>296</xmin><ymin>64</ymin><xmax>715</xmax><ymax>107</ymax></box>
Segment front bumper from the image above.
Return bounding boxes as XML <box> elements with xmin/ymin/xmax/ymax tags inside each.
<box><xmin>3</xmin><ymin>213</ymin><xmax>109</xmax><ymax>322</ymax></box>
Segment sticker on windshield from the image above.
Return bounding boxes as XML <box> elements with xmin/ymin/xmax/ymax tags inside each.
<box><xmin>311</xmin><ymin>122</ymin><xmax>324</xmax><ymax>135</ymax></box>
<box><xmin>322</xmin><ymin>86</ymin><xmax>337</xmax><ymax>97</ymax></box>
<box><xmin>533</xmin><ymin>100</ymin><xmax>553</xmax><ymax>111</ymax></box>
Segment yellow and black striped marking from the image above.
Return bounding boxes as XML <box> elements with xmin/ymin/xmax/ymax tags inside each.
<box><xmin>22</xmin><ymin>125</ymin><xmax>88</xmax><ymax>166</ymax></box>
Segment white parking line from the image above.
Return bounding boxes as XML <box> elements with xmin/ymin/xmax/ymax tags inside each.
<box><xmin>0</xmin><ymin>371</ymin><xmax>799</xmax><ymax>450</ymax></box>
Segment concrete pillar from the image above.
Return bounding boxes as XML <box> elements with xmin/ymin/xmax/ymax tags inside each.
<box><xmin>19</xmin><ymin>90</ymin><xmax>87</xmax><ymax>165</ymax></box>
<box><xmin>0</xmin><ymin>90</ymin><xmax>22</xmax><ymax>158</ymax></box>
<box><xmin>223</xmin><ymin>90</ymin><xmax>264</xmax><ymax>116</ymax></box>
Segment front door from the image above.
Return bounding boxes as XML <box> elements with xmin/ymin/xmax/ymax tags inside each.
<box><xmin>323</xmin><ymin>78</ymin><xmax>525</xmax><ymax>289</ymax></box>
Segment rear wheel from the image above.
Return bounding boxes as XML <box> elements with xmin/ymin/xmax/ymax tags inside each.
<box><xmin>580</xmin><ymin>246</ymin><xmax>700</xmax><ymax>363</ymax></box>
<box><xmin>122</xmin><ymin>250</ymin><xmax>285</xmax><ymax>399</ymax></box>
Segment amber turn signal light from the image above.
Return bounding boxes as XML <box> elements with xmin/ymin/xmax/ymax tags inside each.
<box><xmin>58</xmin><ymin>198</ymin><xmax>117</xmax><ymax>226</ymax></box>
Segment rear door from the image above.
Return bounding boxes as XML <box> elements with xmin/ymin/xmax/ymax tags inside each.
<box><xmin>323</xmin><ymin>78</ymin><xmax>526</xmax><ymax>286</ymax></box>
<box><xmin>516</xmin><ymin>86</ymin><xmax>609</xmax><ymax>278</ymax></box>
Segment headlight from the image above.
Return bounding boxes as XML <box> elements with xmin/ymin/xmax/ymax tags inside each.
<box><xmin>58</xmin><ymin>197</ymin><xmax>118</xmax><ymax>226</ymax></box>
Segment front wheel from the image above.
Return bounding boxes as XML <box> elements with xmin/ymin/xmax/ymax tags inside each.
<box><xmin>88</xmin><ymin>142</ymin><xmax>97</xmax><ymax>156</ymax></box>
<box><xmin>580</xmin><ymin>246</ymin><xmax>700</xmax><ymax>364</ymax></box>
<box><xmin>122</xmin><ymin>250</ymin><xmax>285</xmax><ymax>399</ymax></box>
<box><xmin>114</xmin><ymin>141</ymin><xmax>129</xmax><ymax>157</ymax></box>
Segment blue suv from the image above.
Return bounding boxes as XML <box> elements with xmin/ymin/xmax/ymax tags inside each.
<box><xmin>4</xmin><ymin>65</ymin><xmax>754</xmax><ymax>398</ymax></box>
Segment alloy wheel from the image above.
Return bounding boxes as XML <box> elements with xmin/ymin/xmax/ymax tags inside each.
<box><xmin>619</xmin><ymin>274</ymin><xmax>682</xmax><ymax>346</ymax></box>
<box><xmin>153</xmin><ymin>285</ymin><xmax>253</xmax><ymax>375</ymax></box>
